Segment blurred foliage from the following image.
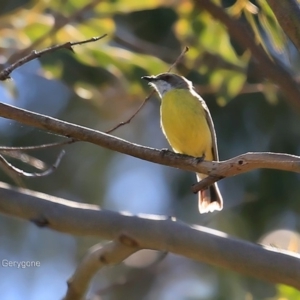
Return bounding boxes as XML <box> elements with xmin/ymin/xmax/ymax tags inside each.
<box><xmin>0</xmin><ymin>0</ymin><xmax>300</xmax><ymax>299</ymax></box>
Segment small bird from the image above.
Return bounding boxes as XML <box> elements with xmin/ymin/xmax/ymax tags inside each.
<box><xmin>142</xmin><ymin>73</ymin><xmax>223</xmax><ymax>213</ymax></box>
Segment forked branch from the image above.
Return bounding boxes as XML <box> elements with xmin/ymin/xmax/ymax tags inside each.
<box><xmin>0</xmin><ymin>182</ymin><xmax>299</xmax><ymax>293</ymax></box>
<box><xmin>0</xmin><ymin>102</ymin><xmax>299</xmax><ymax>188</ymax></box>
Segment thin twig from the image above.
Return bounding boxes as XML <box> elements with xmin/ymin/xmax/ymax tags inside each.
<box><xmin>167</xmin><ymin>46</ymin><xmax>189</xmax><ymax>72</ymax></box>
<box><xmin>0</xmin><ymin>150</ymin><xmax>65</xmax><ymax>177</ymax></box>
<box><xmin>106</xmin><ymin>46</ymin><xmax>189</xmax><ymax>134</ymax></box>
<box><xmin>0</xmin><ymin>140</ymin><xmax>73</xmax><ymax>178</ymax></box>
<box><xmin>0</xmin><ymin>35</ymin><xmax>107</xmax><ymax>80</ymax></box>
<box><xmin>0</xmin><ymin>162</ymin><xmax>25</xmax><ymax>187</ymax></box>
<box><xmin>1</xmin><ymin>152</ymin><xmax>48</xmax><ymax>170</ymax></box>
<box><xmin>105</xmin><ymin>91</ymin><xmax>155</xmax><ymax>134</ymax></box>
<box><xmin>0</xmin><ymin>138</ymin><xmax>75</xmax><ymax>152</ymax></box>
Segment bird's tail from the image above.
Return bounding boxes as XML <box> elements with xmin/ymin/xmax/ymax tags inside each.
<box><xmin>196</xmin><ymin>173</ymin><xmax>223</xmax><ymax>214</ymax></box>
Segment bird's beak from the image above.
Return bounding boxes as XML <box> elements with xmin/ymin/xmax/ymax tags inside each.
<box><xmin>141</xmin><ymin>75</ymin><xmax>156</xmax><ymax>82</ymax></box>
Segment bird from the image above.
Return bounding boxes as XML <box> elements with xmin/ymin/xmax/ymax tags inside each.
<box><xmin>142</xmin><ymin>73</ymin><xmax>223</xmax><ymax>213</ymax></box>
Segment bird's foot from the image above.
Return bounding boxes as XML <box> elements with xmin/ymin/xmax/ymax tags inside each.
<box><xmin>160</xmin><ymin>148</ymin><xmax>172</xmax><ymax>157</ymax></box>
<box><xmin>195</xmin><ymin>155</ymin><xmax>205</xmax><ymax>163</ymax></box>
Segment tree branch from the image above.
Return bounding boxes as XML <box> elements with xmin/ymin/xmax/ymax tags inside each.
<box><xmin>0</xmin><ymin>182</ymin><xmax>299</xmax><ymax>290</ymax></box>
<box><xmin>65</xmin><ymin>240</ymin><xmax>138</xmax><ymax>300</ymax></box>
<box><xmin>266</xmin><ymin>0</ymin><xmax>300</xmax><ymax>52</ymax></box>
<box><xmin>0</xmin><ymin>102</ymin><xmax>299</xmax><ymax>187</ymax></box>
<box><xmin>0</xmin><ymin>150</ymin><xmax>65</xmax><ymax>177</ymax></box>
<box><xmin>192</xmin><ymin>152</ymin><xmax>300</xmax><ymax>192</ymax></box>
<box><xmin>194</xmin><ymin>0</ymin><xmax>300</xmax><ymax>110</ymax></box>
<box><xmin>0</xmin><ymin>35</ymin><xmax>107</xmax><ymax>81</ymax></box>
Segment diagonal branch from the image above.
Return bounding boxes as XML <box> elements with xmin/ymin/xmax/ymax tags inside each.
<box><xmin>106</xmin><ymin>90</ymin><xmax>154</xmax><ymax>134</ymax></box>
<box><xmin>0</xmin><ymin>102</ymin><xmax>299</xmax><ymax>184</ymax></box>
<box><xmin>65</xmin><ymin>240</ymin><xmax>138</xmax><ymax>300</ymax></box>
<box><xmin>266</xmin><ymin>0</ymin><xmax>300</xmax><ymax>52</ymax></box>
<box><xmin>106</xmin><ymin>46</ymin><xmax>189</xmax><ymax>134</ymax></box>
<box><xmin>194</xmin><ymin>0</ymin><xmax>300</xmax><ymax>110</ymax></box>
<box><xmin>0</xmin><ymin>182</ymin><xmax>299</xmax><ymax>289</ymax></box>
<box><xmin>0</xmin><ymin>35</ymin><xmax>107</xmax><ymax>81</ymax></box>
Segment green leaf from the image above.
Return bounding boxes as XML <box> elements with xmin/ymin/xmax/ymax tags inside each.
<box><xmin>277</xmin><ymin>284</ymin><xmax>300</xmax><ymax>299</ymax></box>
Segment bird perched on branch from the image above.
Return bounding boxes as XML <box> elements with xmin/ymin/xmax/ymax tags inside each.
<box><xmin>142</xmin><ymin>73</ymin><xmax>223</xmax><ymax>213</ymax></box>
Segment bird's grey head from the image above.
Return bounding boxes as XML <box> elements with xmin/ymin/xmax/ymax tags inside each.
<box><xmin>142</xmin><ymin>73</ymin><xmax>192</xmax><ymax>98</ymax></box>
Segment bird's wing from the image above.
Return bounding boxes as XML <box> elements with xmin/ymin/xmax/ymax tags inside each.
<box><xmin>196</xmin><ymin>94</ymin><xmax>219</xmax><ymax>161</ymax></box>
<box><xmin>205</xmin><ymin>107</ymin><xmax>219</xmax><ymax>161</ymax></box>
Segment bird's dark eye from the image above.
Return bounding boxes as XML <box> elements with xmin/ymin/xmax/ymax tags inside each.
<box><xmin>163</xmin><ymin>74</ymin><xmax>171</xmax><ymax>81</ymax></box>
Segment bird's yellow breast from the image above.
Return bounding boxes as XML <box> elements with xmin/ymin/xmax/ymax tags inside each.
<box><xmin>160</xmin><ymin>89</ymin><xmax>213</xmax><ymax>160</ymax></box>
